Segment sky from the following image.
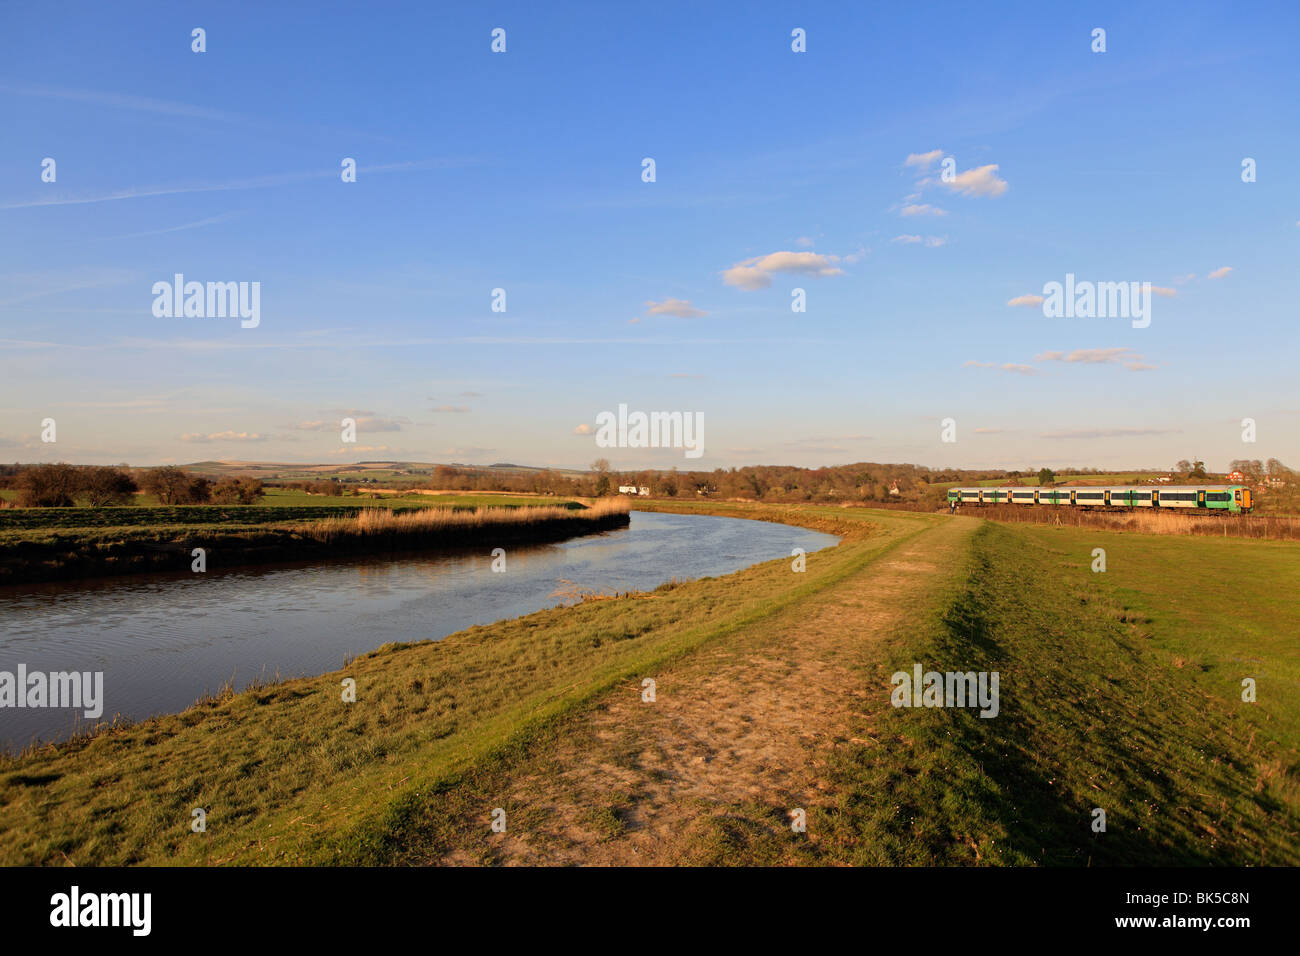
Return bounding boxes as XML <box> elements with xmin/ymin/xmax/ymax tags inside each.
<box><xmin>2</xmin><ymin>1</ymin><xmax>1297</xmax><ymax>472</ymax></box>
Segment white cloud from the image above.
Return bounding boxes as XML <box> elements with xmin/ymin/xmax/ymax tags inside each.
<box><xmin>1207</xmin><ymin>266</ymin><xmax>1233</xmax><ymax>279</ymax></box>
<box><xmin>904</xmin><ymin>149</ymin><xmax>944</xmax><ymax>169</ymax></box>
<box><xmin>939</xmin><ymin>164</ymin><xmax>1008</xmax><ymax>197</ymax></box>
<box><xmin>722</xmin><ymin>251</ymin><xmax>844</xmax><ymax>290</ymax></box>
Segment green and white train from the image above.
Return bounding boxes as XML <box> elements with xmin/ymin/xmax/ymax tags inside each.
<box><xmin>946</xmin><ymin>484</ymin><xmax>1254</xmax><ymax>513</ymax></box>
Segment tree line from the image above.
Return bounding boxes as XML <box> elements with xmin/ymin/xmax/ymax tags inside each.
<box><xmin>0</xmin><ymin>464</ymin><xmax>263</xmax><ymax>507</ymax></box>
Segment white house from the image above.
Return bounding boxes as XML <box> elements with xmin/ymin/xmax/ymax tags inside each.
<box><xmin>618</xmin><ymin>485</ymin><xmax>651</xmax><ymax>496</ymax></box>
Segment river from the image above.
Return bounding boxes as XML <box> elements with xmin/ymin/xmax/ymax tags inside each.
<box><xmin>0</xmin><ymin>510</ymin><xmax>838</xmax><ymax>751</ymax></box>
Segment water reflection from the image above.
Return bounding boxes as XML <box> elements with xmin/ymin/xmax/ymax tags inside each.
<box><xmin>0</xmin><ymin>511</ymin><xmax>838</xmax><ymax>750</ymax></box>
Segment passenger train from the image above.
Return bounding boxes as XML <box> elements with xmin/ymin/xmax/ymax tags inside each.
<box><xmin>946</xmin><ymin>484</ymin><xmax>1253</xmax><ymax>513</ymax></box>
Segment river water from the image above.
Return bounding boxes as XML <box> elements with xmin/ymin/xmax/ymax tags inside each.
<box><xmin>0</xmin><ymin>511</ymin><xmax>838</xmax><ymax>750</ymax></box>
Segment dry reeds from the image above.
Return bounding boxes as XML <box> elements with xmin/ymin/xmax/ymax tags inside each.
<box><xmin>289</xmin><ymin>498</ymin><xmax>631</xmax><ymax>543</ymax></box>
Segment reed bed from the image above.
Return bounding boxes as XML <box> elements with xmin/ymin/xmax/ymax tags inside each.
<box><xmin>0</xmin><ymin>499</ymin><xmax>631</xmax><ymax>585</ymax></box>
<box><xmin>292</xmin><ymin>498</ymin><xmax>630</xmax><ymax>542</ymax></box>
<box><xmin>964</xmin><ymin>504</ymin><xmax>1300</xmax><ymax>541</ymax></box>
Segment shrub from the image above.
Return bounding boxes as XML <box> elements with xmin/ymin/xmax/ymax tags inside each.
<box><xmin>211</xmin><ymin>477</ymin><xmax>264</xmax><ymax>505</ymax></box>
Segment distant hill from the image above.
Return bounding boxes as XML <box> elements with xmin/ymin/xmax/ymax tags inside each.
<box><xmin>178</xmin><ymin>460</ymin><xmax>589</xmax><ymax>479</ymax></box>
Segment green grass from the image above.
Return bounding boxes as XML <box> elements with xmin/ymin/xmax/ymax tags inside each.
<box><xmin>2</xmin><ymin>502</ymin><xmax>1295</xmax><ymax>866</ymax></box>
<box><xmin>0</xmin><ymin>503</ymin><xmax>914</xmax><ymax>865</ymax></box>
<box><xmin>820</xmin><ymin>519</ymin><xmax>1300</xmax><ymax>865</ymax></box>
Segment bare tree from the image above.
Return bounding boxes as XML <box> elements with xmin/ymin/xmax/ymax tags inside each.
<box><xmin>16</xmin><ymin>463</ymin><xmax>80</xmax><ymax>507</ymax></box>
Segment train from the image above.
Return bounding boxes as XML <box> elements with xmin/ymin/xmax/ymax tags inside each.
<box><xmin>946</xmin><ymin>484</ymin><xmax>1254</xmax><ymax>514</ymax></box>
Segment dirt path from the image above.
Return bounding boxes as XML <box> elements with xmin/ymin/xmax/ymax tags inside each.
<box><xmin>438</xmin><ymin>516</ymin><xmax>978</xmax><ymax>865</ymax></box>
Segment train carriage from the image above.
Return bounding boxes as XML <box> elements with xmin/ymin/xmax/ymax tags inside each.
<box><xmin>946</xmin><ymin>484</ymin><xmax>1252</xmax><ymax>514</ymax></box>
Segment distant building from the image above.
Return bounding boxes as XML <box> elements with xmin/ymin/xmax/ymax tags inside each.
<box><xmin>888</xmin><ymin>481</ymin><xmax>901</xmax><ymax>496</ymax></box>
<box><xmin>618</xmin><ymin>485</ymin><xmax>651</xmax><ymax>496</ymax></box>
<box><xmin>1227</xmin><ymin>470</ymin><xmax>1246</xmax><ymax>482</ymax></box>
<box><xmin>1155</xmin><ymin>475</ymin><xmax>1174</xmax><ymax>483</ymax></box>
<box><xmin>1265</xmin><ymin>476</ymin><xmax>1288</xmax><ymax>488</ymax></box>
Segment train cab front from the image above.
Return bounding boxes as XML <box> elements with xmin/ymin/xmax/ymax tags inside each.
<box><xmin>1234</xmin><ymin>487</ymin><xmax>1253</xmax><ymax>513</ymax></box>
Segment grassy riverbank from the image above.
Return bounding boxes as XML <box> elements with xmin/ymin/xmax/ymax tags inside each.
<box><xmin>1</xmin><ymin>501</ymin><xmax>1295</xmax><ymax>865</ymax></box>
<box><xmin>0</xmin><ymin>498</ymin><xmax>617</xmax><ymax>585</ymax></box>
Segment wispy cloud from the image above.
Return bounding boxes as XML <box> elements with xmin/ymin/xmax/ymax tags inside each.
<box><xmin>900</xmin><ymin>203</ymin><xmax>947</xmax><ymax>217</ymax></box>
<box><xmin>1035</xmin><ymin>347</ymin><xmax>1156</xmax><ymax>371</ymax></box>
<box><xmin>644</xmin><ymin>297</ymin><xmax>706</xmax><ymax>318</ymax></box>
<box><xmin>1</xmin><ymin>84</ymin><xmax>242</xmax><ymax>123</ymax></box>
<box><xmin>180</xmin><ymin>430</ymin><xmax>270</xmax><ymax>443</ymax></box>
<box><xmin>0</xmin><ymin>267</ymin><xmax>137</xmax><ymax>307</ymax></box>
<box><xmin>1006</xmin><ymin>294</ymin><xmax>1044</xmax><ymax>307</ymax></box>
<box><xmin>964</xmin><ymin>360</ymin><xmax>1038</xmax><ymax>375</ymax></box>
<box><xmin>1</xmin><ymin>161</ymin><xmax>453</xmax><ymax>210</ymax></box>
<box><xmin>90</xmin><ymin>212</ymin><xmax>241</xmax><ymax>241</ymax></box>
<box><xmin>904</xmin><ymin>149</ymin><xmax>944</xmax><ymax>169</ymax></box>
<box><xmin>1040</xmin><ymin>427</ymin><xmax>1177</xmax><ymax>439</ymax></box>
<box><xmin>1207</xmin><ymin>265</ymin><xmax>1233</xmax><ymax>280</ymax></box>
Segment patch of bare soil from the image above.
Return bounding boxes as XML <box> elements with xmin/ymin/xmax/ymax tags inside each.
<box><xmin>440</xmin><ymin>518</ymin><xmax>977</xmax><ymax>866</ymax></box>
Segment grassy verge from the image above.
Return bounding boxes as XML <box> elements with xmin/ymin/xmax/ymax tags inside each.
<box><xmin>0</xmin><ymin>505</ymin><xmax>928</xmax><ymax>864</ymax></box>
<box><xmin>821</xmin><ymin>520</ymin><xmax>1300</xmax><ymax>865</ymax></box>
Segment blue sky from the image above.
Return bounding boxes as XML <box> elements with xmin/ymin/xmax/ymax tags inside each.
<box><xmin>2</xmin><ymin>1</ymin><xmax>1297</xmax><ymax>472</ymax></box>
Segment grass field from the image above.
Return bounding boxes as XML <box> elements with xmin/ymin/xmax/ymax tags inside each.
<box><xmin>1</xmin><ymin>501</ymin><xmax>1295</xmax><ymax>865</ymax></box>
